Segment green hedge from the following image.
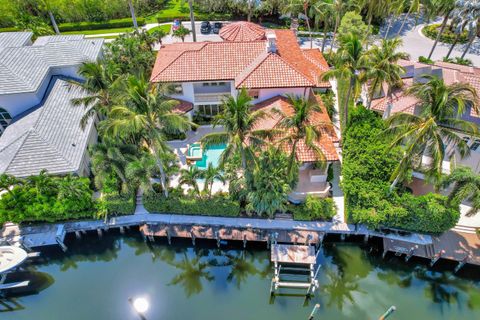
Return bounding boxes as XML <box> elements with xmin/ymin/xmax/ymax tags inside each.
<box><xmin>342</xmin><ymin>107</ymin><xmax>460</xmax><ymax>233</ymax></box>
<box><xmin>0</xmin><ymin>27</ymin><xmax>20</xmax><ymax>32</ymax></box>
<box><xmin>289</xmin><ymin>196</ymin><xmax>336</xmax><ymax>221</ymax></box>
<box><xmin>422</xmin><ymin>24</ymin><xmax>469</xmax><ymax>44</ymax></box>
<box><xmin>58</xmin><ymin>17</ymin><xmax>145</xmax><ymax>32</ymax></box>
<box><xmin>103</xmin><ymin>192</ymin><xmax>136</xmax><ymax>215</ymax></box>
<box><xmin>143</xmin><ymin>190</ymin><xmax>240</xmax><ymax>217</ymax></box>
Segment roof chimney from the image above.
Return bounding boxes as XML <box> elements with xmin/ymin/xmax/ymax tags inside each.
<box><xmin>266</xmin><ymin>31</ymin><xmax>277</xmax><ymax>53</ymax></box>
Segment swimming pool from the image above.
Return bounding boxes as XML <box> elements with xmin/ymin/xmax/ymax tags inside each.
<box><xmin>191</xmin><ymin>143</ymin><xmax>226</xmax><ymax>169</ymax></box>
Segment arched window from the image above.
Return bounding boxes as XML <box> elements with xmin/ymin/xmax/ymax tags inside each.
<box><xmin>0</xmin><ymin>108</ymin><xmax>12</xmax><ymax>134</ymax></box>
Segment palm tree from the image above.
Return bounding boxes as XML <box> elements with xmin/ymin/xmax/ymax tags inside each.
<box><xmin>283</xmin><ymin>0</ymin><xmax>315</xmax><ymax>48</ymax></box>
<box><xmin>202</xmin><ymin>163</ymin><xmax>225</xmax><ymax>197</ymax></box>
<box><xmin>26</xmin><ymin>169</ymin><xmax>55</xmax><ymax>198</ymax></box>
<box><xmin>179</xmin><ymin>166</ymin><xmax>202</xmax><ymax>196</ymax></box>
<box><xmin>173</xmin><ymin>24</ymin><xmax>191</xmax><ymax>42</ymax></box>
<box><xmin>57</xmin><ymin>175</ymin><xmax>87</xmax><ymax>200</ymax></box>
<box><xmin>386</xmin><ymin>75</ymin><xmax>479</xmax><ymax>189</ymax></box>
<box><xmin>151</xmin><ymin>28</ymin><xmax>168</xmax><ymax>46</ymax></box>
<box><xmin>397</xmin><ymin>0</ymin><xmax>421</xmax><ymax>36</ymax></box>
<box><xmin>38</xmin><ymin>0</ymin><xmax>60</xmax><ymax>34</ymax></box>
<box><xmin>201</xmin><ymin>88</ymin><xmax>270</xmax><ymax>171</ymax></box>
<box><xmin>311</xmin><ymin>0</ymin><xmax>334</xmax><ymax>52</ymax></box>
<box><xmin>125</xmin><ymin>154</ymin><xmax>158</xmax><ymax>192</ymax></box>
<box><xmin>0</xmin><ymin>174</ymin><xmax>19</xmax><ymax>197</ymax></box>
<box><xmin>89</xmin><ymin>140</ymin><xmax>138</xmax><ymax>191</ymax></box>
<box><xmin>441</xmin><ymin>166</ymin><xmax>480</xmax><ymax>216</ymax></box>
<box><xmin>328</xmin><ymin>0</ymin><xmax>359</xmax><ymax>51</ymax></box>
<box><xmin>71</xmin><ymin>62</ymin><xmax>123</xmax><ymax>129</ymax></box>
<box><xmin>427</xmin><ymin>0</ymin><xmax>455</xmax><ymax>59</ymax></box>
<box><xmin>273</xmin><ymin>95</ymin><xmax>328</xmax><ymax>178</ymax></box>
<box><xmin>128</xmin><ymin>0</ymin><xmax>138</xmax><ymax>29</ymax></box>
<box><xmin>188</xmin><ymin>0</ymin><xmax>197</xmax><ymax>42</ymax></box>
<box><xmin>100</xmin><ymin>77</ymin><xmax>193</xmax><ymax>197</ymax></box>
<box><xmin>366</xmin><ymin>38</ymin><xmax>409</xmax><ymax>111</ymax></box>
<box><xmin>322</xmin><ymin>33</ymin><xmax>368</xmax><ymax>129</ymax></box>
<box><xmin>383</xmin><ymin>0</ymin><xmax>406</xmax><ymax>39</ymax></box>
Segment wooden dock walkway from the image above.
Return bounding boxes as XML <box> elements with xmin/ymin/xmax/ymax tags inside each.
<box><xmin>1</xmin><ymin>213</ymin><xmax>478</xmax><ymax>269</ymax></box>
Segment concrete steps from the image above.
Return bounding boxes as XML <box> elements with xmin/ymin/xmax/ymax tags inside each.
<box><xmin>452</xmin><ymin>225</ymin><xmax>478</xmax><ymax>234</ymax></box>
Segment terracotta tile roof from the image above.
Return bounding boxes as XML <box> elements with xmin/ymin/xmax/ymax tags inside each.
<box><xmin>150</xmin><ymin>29</ymin><xmax>330</xmax><ymax>89</ymax></box>
<box><xmin>370</xmin><ymin>78</ymin><xmax>419</xmax><ymax>115</ymax></box>
<box><xmin>236</xmin><ymin>52</ymin><xmax>314</xmax><ymax>88</ymax></box>
<box><xmin>434</xmin><ymin>61</ymin><xmax>478</xmax><ymax>75</ymax></box>
<box><xmin>252</xmin><ymin>94</ymin><xmax>339</xmax><ymax>162</ymax></box>
<box><xmin>171</xmin><ymin>98</ymin><xmax>193</xmax><ymax>114</ymax></box>
<box><xmin>219</xmin><ymin>22</ymin><xmax>266</xmax><ymax>42</ymax></box>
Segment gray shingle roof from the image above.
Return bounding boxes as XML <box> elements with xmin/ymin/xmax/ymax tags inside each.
<box><xmin>0</xmin><ymin>77</ymin><xmax>95</xmax><ymax>177</ymax></box>
<box><xmin>0</xmin><ymin>32</ymin><xmax>33</xmax><ymax>51</ymax></box>
<box><xmin>0</xmin><ymin>36</ymin><xmax>103</xmax><ymax>95</ymax></box>
<box><xmin>33</xmin><ymin>35</ymin><xmax>85</xmax><ymax>46</ymax></box>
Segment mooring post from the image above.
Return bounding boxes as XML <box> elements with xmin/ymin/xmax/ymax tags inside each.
<box><xmin>120</xmin><ymin>226</ymin><xmax>125</xmax><ymax>234</ymax></box>
<box><xmin>215</xmin><ymin>231</ymin><xmax>220</xmax><ymax>248</ymax></box>
<box><xmin>307</xmin><ymin>234</ymin><xmax>312</xmax><ymax>246</ymax></box>
<box><xmin>340</xmin><ymin>233</ymin><xmax>346</xmax><ymax>241</ymax></box>
<box><xmin>308</xmin><ymin>303</ymin><xmax>320</xmax><ymax>320</ymax></box>
<box><xmin>364</xmin><ymin>234</ymin><xmax>369</xmax><ymax>243</ymax></box>
<box><xmin>378</xmin><ymin>306</ymin><xmax>396</xmax><ymax>320</ymax></box>
<box><xmin>97</xmin><ymin>228</ymin><xmax>103</xmax><ymax>238</ymax></box>
<box><xmin>166</xmin><ymin>230</ymin><xmax>171</xmax><ymax>245</ymax></box>
<box><xmin>148</xmin><ymin>234</ymin><xmax>154</xmax><ymax>242</ymax></box>
<box><xmin>243</xmin><ymin>234</ymin><xmax>247</xmax><ymax>249</ymax></box>
<box><xmin>75</xmin><ymin>231</ymin><xmax>81</xmax><ymax>239</ymax></box>
<box><xmin>405</xmin><ymin>247</ymin><xmax>415</xmax><ymax>262</ymax></box>
<box><xmin>430</xmin><ymin>250</ymin><xmax>445</xmax><ymax>267</ymax></box>
<box><xmin>382</xmin><ymin>249</ymin><xmax>388</xmax><ymax>259</ymax></box>
<box><xmin>191</xmin><ymin>231</ymin><xmax>196</xmax><ymax>246</ymax></box>
<box><xmin>454</xmin><ymin>254</ymin><xmax>469</xmax><ymax>273</ymax></box>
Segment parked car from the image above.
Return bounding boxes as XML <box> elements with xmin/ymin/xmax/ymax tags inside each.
<box><xmin>201</xmin><ymin>21</ymin><xmax>211</xmax><ymax>34</ymax></box>
<box><xmin>172</xmin><ymin>19</ymin><xmax>181</xmax><ymax>31</ymax></box>
<box><xmin>212</xmin><ymin>22</ymin><xmax>222</xmax><ymax>34</ymax></box>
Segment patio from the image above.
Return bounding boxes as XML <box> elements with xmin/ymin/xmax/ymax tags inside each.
<box><xmin>288</xmin><ymin>164</ymin><xmax>331</xmax><ymax>204</ymax></box>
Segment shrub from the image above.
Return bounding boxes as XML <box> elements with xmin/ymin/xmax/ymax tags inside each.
<box><xmin>0</xmin><ymin>27</ymin><xmax>20</xmax><ymax>32</ymax></box>
<box><xmin>290</xmin><ymin>196</ymin><xmax>336</xmax><ymax>221</ymax></box>
<box><xmin>103</xmin><ymin>192</ymin><xmax>136</xmax><ymax>215</ymax></box>
<box><xmin>143</xmin><ymin>190</ymin><xmax>240</xmax><ymax>217</ymax></box>
<box><xmin>58</xmin><ymin>17</ymin><xmax>145</xmax><ymax>32</ymax></box>
<box><xmin>0</xmin><ymin>174</ymin><xmax>96</xmax><ymax>224</ymax></box>
<box><xmin>422</xmin><ymin>24</ymin><xmax>469</xmax><ymax>44</ymax></box>
<box><xmin>419</xmin><ymin>56</ymin><xmax>434</xmax><ymax>65</ymax></box>
<box><xmin>342</xmin><ymin>107</ymin><xmax>460</xmax><ymax>233</ymax></box>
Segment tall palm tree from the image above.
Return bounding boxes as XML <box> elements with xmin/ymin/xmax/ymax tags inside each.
<box><xmin>38</xmin><ymin>0</ymin><xmax>60</xmax><ymax>34</ymax></box>
<box><xmin>322</xmin><ymin>33</ymin><xmax>368</xmax><ymax>129</ymax></box>
<box><xmin>172</xmin><ymin>24</ymin><xmax>191</xmax><ymax>42</ymax></box>
<box><xmin>100</xmin><ymin>77</ymin><xmax>193</xmax><ymax>197</ymax></box>
<box><xmin>366</xmin><ymin>38</ymin><xmax>409</xmax><ymax>111</ymax></box>
<box><xmin>273</xmin><ymin>95</ymin><xmax>328</xmax><ymax>178</ymax></box>
<box><xmin>89</xmin><ymin>140</ymin><xmax>138</xmax><ymax>191</ymax></box>
<box><xmin>202</xmin><ymin>163</ymin><xmax>225</xmax><ymax>197</ymax></box>
<box><xmin>151</xmin><ymin>28</ymin><xmax>168</xmax><ymax>46</ymax></box>
<box><xmin>128</xmin><ymin>0</ymin><xmax>138</xmax><ymax>29</ymax></box>
<box><xmin>188</xmin><ymin>0</ymin><xmax>197</xmax><ymax>42</ymax></box>
<box><xmin>329</xmin><ymin>0</ymin><xmax>359</xmax><ymax>51</ymax></box>
<box><xmin>71</xmin><ymin>62</ymin><xmax>123</xmax><ymax>129</ymax></box>
<box><xmin>386</xmin><ymin>75</ymin><xmax>479</xmax><ymax>189</ymax></box>
<box><xmin>383</xmin><ymin>0</ymin><xmax>406</xmax><ymax>39</ymax></box>
<box><xmin>179</xmin><ymin>166</ymin><xmax>202</xmax><ymax>196</ymax></box>
<box><xmin>201</xmin><ymin>88</ymin><xmax>269</xmax><ymax>171</ymax></box>
<box><xmin>397</xmin><ymin>0</ymin><xmax>421</xmax><ymax>36</ymax></box>
<box><xmin>441</xmin><ymin>166</ymin><xmax>480</xmax><ymax>216</ymax></box>
<box><xmin>427</xmin><ymin>0</ymin><xmax>455</xmax><ymax>59</ymax></box>
<box><xmin>311</xmin><ymin>0</ymin><xmax>334</xmax><ymax>52</ymax></box>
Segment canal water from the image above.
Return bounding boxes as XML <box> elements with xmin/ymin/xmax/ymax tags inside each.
<box><xmin>2</xmin><ymin>231</ymin><xmax>480</xmax><ymax>320</ymax></box>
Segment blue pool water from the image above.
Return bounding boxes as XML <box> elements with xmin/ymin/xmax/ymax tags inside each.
<box><xmin>194</xmin><ymin>143</ymin><xmax>226</xmax><ymax>169</ymax></box>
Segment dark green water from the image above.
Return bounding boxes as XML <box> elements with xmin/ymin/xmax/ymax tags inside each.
<box><xmin>2</xmin><ymin>232</ymin><xmax>480</xmax><ymax>320</ymax></box>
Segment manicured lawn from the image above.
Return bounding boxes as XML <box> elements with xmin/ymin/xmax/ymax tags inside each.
<box><xmin>146</xmin><ymin>0</ymin><xmax>232</xmax><ymax>23</ymax></box>
<box><xmin>63</xmin><ymin>27</ymin><xmax>134</xmax><ymax>35</ymax></box>
<box><xmin>147</xmin><ymin>24</ymin><xmax>172</xmax><ymax>35</ymax></box>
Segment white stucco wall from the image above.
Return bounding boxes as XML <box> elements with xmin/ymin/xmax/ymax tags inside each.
<box><xmin>252</xmin><ymin>87</ymin><xmax>309</xmax><ymax>104</ymax></box>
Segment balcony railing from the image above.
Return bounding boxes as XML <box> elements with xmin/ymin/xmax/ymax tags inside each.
<box><xmin>194</xmin><ymin>92</ymin><xmax>230</xmax><ymax>103</ymax></box>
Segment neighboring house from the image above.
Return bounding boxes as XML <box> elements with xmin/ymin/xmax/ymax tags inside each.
<box><xmin>369</xmin><ymin>60</ymin><xmax>480</xmax><ymax>194</ymax></box>
<box><xmin>150</xmin><ymin>24</ymin><xmax>338</xmax><ymax>201</ymax></box>
<box><xmin>0</xmin><ymin>32</ymin><xmax>103</xmax><ymax>133</ymax></box>
<box><xmin>0</xmin><ymin>32</ymin><xmax>104</xmax><ymax>177</ymax></box>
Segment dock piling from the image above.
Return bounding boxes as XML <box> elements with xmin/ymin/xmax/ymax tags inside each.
<box><xmin>96</xmin><ymin>228</ymin><xmax>103</xmax><ymax>238</ymax></box>
<box><xmin>191</xmin><ymin>231</ymin><xmax>196</xmax><ymax>246</ymax></box>
<box><xmin>75</xmin><ymin>231</ymin><xmax>81</xmax><ymax>239</ymax></box>
<box><xmin>430</xmin><ymin>250</ymin><xmax>445</xmax><ymax>267</ymax></box>
<box><xmin>454</xmin><ymin>254</ymin><xmax>469</xmax><ymax>273</ymax></box>
<box><xmin>166</xmin><ymin>230</ymin><xmax>171</xmax><ymax>245</ymax></box>
<box><xmin>405</xmin><ymin>246</ymin><xmax>416</xmax><ymax>262</ymax></box>
<box><xmin>308</xmin><ymin>303</ymin><xmax>320</xmax><ymax>320</ymax></box>
<box><xmin>243</xmin><ymin>234</ymin><xmax>247</xmax><ymax>249</ymax></box>
<box><xmin>120</xmin><ymin>226</ymin><xmax>125</xmax><ymax>234</ymax></box>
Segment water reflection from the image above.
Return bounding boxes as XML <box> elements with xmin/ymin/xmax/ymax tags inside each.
<box><xmin>169</xmin><ymin>250</ymin><xmax>214</xmax><ymax>297</ymax></box>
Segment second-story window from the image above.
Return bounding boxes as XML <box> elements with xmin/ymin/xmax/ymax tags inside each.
<box><xmin>471</xmin><ymin>139</ymin><xmax>480</xmax><ymax>152</ymax></box>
